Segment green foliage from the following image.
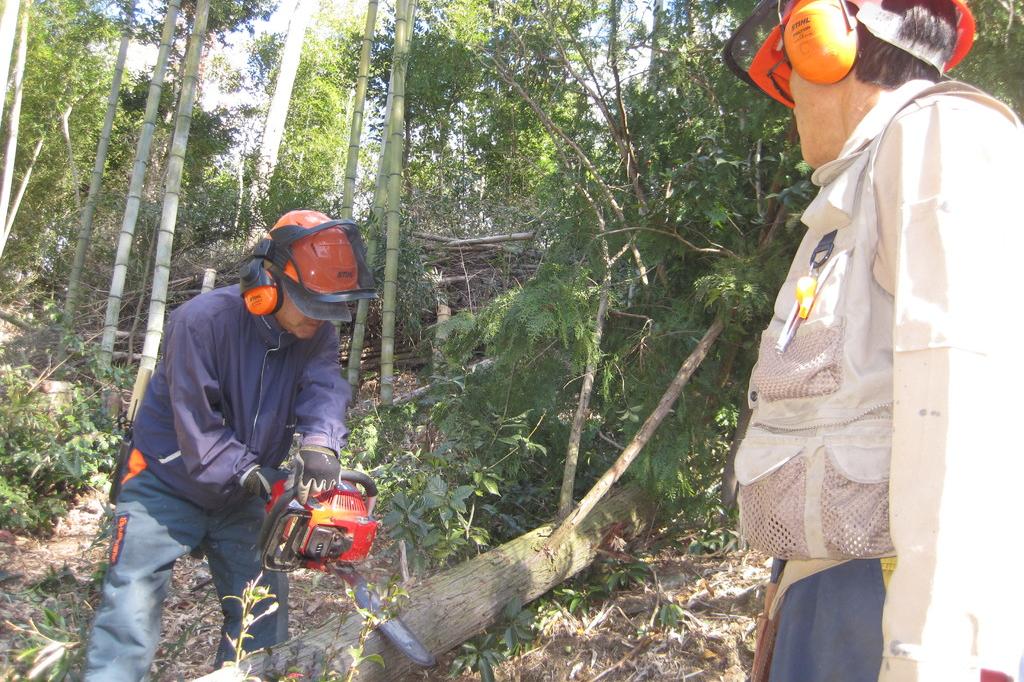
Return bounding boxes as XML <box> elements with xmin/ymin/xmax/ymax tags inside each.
<box><xmin>10</xmin><ymin>607</ymin><xmax>82</xmax><ymax>681</ymax></box>
<box><xmin>0</xmin><ymin>362</ymin><xmax>122</xmax><ymax>532</ymax></box>
<box><xmin>4</xmin><ymin>561</ymin><xmax>103</xmax><ymax>681</ymax></box>
<box><xmin>450</xmin><ymin>633</ymin><xmax>505</xmax><ymax>682</ymax></box>
<box><xmin>444</xmin><ymin>264</ymin><xmax>602</xmax><ymax>370</ymax></box>
<box><xmin>0</xmin><ymin>316</ymin><xmax>129</xmax><ymax>533</ymax></box>
<box><xmin>342</xmin><ymin>578</ymin><xmax>408</xmax><ymax>680</ymax></box>
<box><xmin>221</xmin><ymin>578</ymin><xmax>280</xmax><ymax>668</ymax></box>
<box><xmin>450</xmin><ymin>601</ymin><xmax>536</xmax><ymax>681</ymax></box>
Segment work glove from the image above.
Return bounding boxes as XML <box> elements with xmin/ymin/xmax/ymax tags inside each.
<box><xmin>293</xmin><ymin>445</ymin><xmax>341</xmax><ymax>504</ymax></box>
<box><xmin>240</xmin><ymin>465</ymin><xmax>288</xmax><ymax>501</ymax></box>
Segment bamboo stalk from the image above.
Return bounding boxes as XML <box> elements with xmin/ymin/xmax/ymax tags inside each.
<box><xmin>340</xmin><ymin>0</ymin><xmax>379</xmax><ymax>220</ymax></box>
<box><xmin>0</xmin><ymin>3</ymin><xmax>28</xmax><ymax>261</ymax></box>
<box><xmin>379</xmin><ymin>0</ymin><xmax>415</xmax><ymax>405</ymax></box>
<box><xmin>1</xmin><ymin>135</ymin><xmax>42</xmax><ymax>246</ymax></box>
<box><xmin>413</xmin><ymin>231</ymin><xmax>535</xmax><ymax>247</ymax></box>
<box><xmin>65</xmin><ymin>2</ymin><xmax>134</xmax><ymax>319</ymax></box>
<box><xmin>201</xmin><ymin>268</ymin><xmax>217</xmax><ymax>293</ymax></box>
<box><xmin>99</xmin><ymin>0</ymin><xmax>181</xmax><ymax>367</ymax></box>
<box><xmin>137</xmin><ymin>0</ymin><xmax>210</xmax><ymax>375</ymax></box>
<box><xmin>0</xmin><ymin>0</ymin><xmax>20</xmax><ymax>124</ymax></box>
<box><xmin>347</xmin><ymin>0</ymin><xmax>418</xmax><ymax>387</ymax></box>
<box><xmin>248</xmin><ymin>0</ymin><xmax>315</xmax><ymax>241</ymax></box>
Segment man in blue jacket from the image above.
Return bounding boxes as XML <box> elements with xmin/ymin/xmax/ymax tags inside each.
<box><xmin>84</xmin><ymin>210</ymin><xmax>376</xmax><ymax>681</ymax></box>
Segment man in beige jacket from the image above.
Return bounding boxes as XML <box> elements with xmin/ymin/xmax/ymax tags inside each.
<box><xmin>723</xmin><ymin>1</ymin><xmax>1023</xmax><ymax>680</ymax></box>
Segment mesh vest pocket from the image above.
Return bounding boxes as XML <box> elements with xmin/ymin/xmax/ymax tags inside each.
<box><xmin>752</xmin><ymin>323</ymin><xmax>844</xmax><ymax>403</ymax></box>
<box><xmin>821</xmin><ymin>451</ymin><xmax>894</xmax><ymax>558</ymax></box>
<box><xmin>739</xmin><ymin>457</ymin><xmax>810</xmax><ymax>559</ymax></box>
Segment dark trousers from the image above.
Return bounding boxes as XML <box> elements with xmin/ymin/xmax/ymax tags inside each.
<box><xmin>770</xmin><ymin>559</ymin><xmax>886</xmax><ymax>682</ymax></box>
<box><xmin>84</xmin><ymin>469</ymin><xmax>288</xmax><ymax>681</ymax></box>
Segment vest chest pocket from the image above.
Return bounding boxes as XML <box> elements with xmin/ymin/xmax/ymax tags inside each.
<box><xmin>751</xmin><ymin>319</ymin><xmax>845</xmax><ymax>403</ymax></box>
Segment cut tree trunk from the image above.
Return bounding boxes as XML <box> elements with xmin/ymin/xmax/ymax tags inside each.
<box><xmin>194</xmin><ymin>484</ymin><xmax>654</xmax><ymax>682</ymax></box>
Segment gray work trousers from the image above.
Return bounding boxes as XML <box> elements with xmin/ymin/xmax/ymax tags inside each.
<box><xmin>84</xmin><ymin>468</ymin><xmax>288</xmax><ymax>681</ymax></box>
<box><xmin>770</xmin><ymin>558</ymin><xmax>886</xmax><ymax>682</ymax></box>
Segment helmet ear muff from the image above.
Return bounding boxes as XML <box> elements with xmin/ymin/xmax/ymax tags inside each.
<box><xmin>240</xmin><ymin>255</ymin><xmax>282</xmax><ymax>316</ymax></box>
<box><xmin>784</xmin><ymin>0</ymin><xmax>859</xmax><ymax>85</ymax></box>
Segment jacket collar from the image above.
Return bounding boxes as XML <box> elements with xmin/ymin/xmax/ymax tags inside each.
<box><xmin>253</xmin><ymin>309</ymin><xmax>298</xmax><ymax>350</ymax></box>
<box><xmin>802</xmin><ymin>80</ymin><xmax>935</xmax><ymax>232</ymax></box>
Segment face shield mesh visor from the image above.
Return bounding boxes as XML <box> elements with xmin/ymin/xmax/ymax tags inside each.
<box><xmin>723</xmin><ymin>0</ymin><xmax>797</xmax><ymax>107</ymax></box>
<box><xmin>270</xmin><ymin>221</ymin><xmax>376</xmax><ymax>321</ymax></box>
<box><xmin>287</xmin><ymin>226</ymin><xmax>362</xmax><ymax>294</ymax></box>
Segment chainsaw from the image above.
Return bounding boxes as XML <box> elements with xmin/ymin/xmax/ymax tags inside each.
<box><xmin>258</xmin><ymin>469</ymin><xmax>436</xmax><ymax>668</ymax></box>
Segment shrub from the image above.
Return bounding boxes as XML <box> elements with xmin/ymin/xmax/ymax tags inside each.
<box><xmin>0</xmin><ymin>364</ymin><xmax>122</xmax><ymax>533</ymax></box>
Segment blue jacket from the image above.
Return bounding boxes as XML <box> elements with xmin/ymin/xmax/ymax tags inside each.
<box><xmin>132</xmin><ymin>285</ymin><xmax>351</xmax><ymax>510</ymax></box>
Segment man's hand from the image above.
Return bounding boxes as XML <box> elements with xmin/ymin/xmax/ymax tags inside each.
<box><xmin>293</xmin><ymin>445</ymin><xmax>340</xmax><ymax>504</ymax></box>
<box><xmin>240</xmin><ymin>465</ymin><xmax>287</xmax><ymax>501</ymax></box>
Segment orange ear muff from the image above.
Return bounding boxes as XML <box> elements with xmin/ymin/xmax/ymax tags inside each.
<box><xmin>240</xmin><ymin>258</ymin><xmax>282</xmax><ymax>316</ymax></box>
<box><xmin>784</xmin><ymin>0</ymin><xmax>859</xmax><ymax>85</ymax></box>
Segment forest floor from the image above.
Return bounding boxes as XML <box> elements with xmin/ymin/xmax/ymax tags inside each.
<box><xmin>0</xmin><ymin>487</ymin><xmax>767</xmax><ymax>681</ymax></box>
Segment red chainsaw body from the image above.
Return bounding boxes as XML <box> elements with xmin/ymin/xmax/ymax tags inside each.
<box><xmin>261</xmin><ymin>480</ymin><xmax>378</xmax><ymax>572</ymax></box>
<box><xmin>304</xmin><ymin>487</ymin><xmax>378</xmax><ymax>567</ymax></box>
<box><xmin>258</xmin><ymin>474</ymin><xmax>437</xmax><ymax>669</ymax></box>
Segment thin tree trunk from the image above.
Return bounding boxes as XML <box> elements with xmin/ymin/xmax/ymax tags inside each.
<box><xmin>558</xmin><ymin>237</ymin><xmax>612</xmax><ymax>517</ymax></box>
<box><xmin>0</xmin><ymin>2</ymin><xmax>28</xmax><ymax>262</ymax></box>
<box><xmin>137</xmin><ymin>0</ymin><xmax>210</xmax><ymax>376</ymax></box>
<box><xmin>0</xmin><ymin>0</ymin><xmax>20</xmax><ymax>124</ymax></box>
<box><xmin>340</xmin><ymin>0</ymin><xmax>379</xmax><ymax>220</ymax></box>
<box><xmin>248</xmin><ymin>0</ymin><xmax>314</xmax><ymax>240</ymax></box>
<box><xmin>193</xmin><ymin>485</ymin><xmax>655</xmax><ymax>682</ymax></box>
<box><xmin>379</xmin><ymin>0</ymin><xmax>414</xmax><ymax>405</ymax></box>
<box><xmin>60</xmin><ymin>105</ymin><xmax>83</xmax><ymax>217</ymax></box>
<box><xmin>346</xmin><ymin>0</ymin><xmax>417</xmax><ymax>387</ymax></box>
<box><xmin>547</xmin><ymin>317</ymin><xmax>725</xmax><ymax>550</ymax></box>
<box><xmin>648</xmin><ymin>0</ymin><xmax>665</xmax><ymax>90</ymax></box>
<box><xmin>99</xmin><ymin>0</ymin><xmax>180</xmax><ymax>367</ymax></box>
<box><xmin>432</xmin><ymin>297</ymin><xmax>450</xmax><ymax>371</ymax></box>
<box><xmin>66</xmin><ymin>2</ymin><xmax>135</xmax><ymax>319</ymax></box>
<box><xmin>0</xmin><ymin>134</ymin><xmax>42</xmax><ymax>243</ymax></box>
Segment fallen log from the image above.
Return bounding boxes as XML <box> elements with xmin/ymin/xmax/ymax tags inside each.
<box><xmin>413</xmin><ymin>230</ymin><xmax>535</xmax><ymax>247</ymax></box>
<box><xmin>194</xmin><ymin>484</ymin><xmax>654</xmax><ymax>682</ymax></box>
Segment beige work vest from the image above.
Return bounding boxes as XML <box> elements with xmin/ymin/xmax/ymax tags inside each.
<box><xmin>735</xmin><ymin>82</ymin><xmax>1009</xmax><ymax>562</ymax></box>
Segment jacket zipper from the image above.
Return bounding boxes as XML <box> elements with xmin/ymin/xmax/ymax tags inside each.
<box><xmin>752</xmin><ymin>401</ymin><xmax>893</xmax><ymax>434</ymax></box>
<box><xmin>251</xmin><ymin>319</ymin><xmax>284</xmax><ymax>443</ymax></box>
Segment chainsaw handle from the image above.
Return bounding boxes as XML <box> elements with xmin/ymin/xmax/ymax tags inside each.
<box><xmin>259</xmin><ymin>485</ymin><xmax>299</xmax><ymax>560</ymax></box>
<box><xmin>338</xmin><ymin>469</ymin><xmax>377</xmax><ymax>498</ymax></box>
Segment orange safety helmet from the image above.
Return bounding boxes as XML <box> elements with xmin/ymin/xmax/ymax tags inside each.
<box><xmin>723</xmin><ymin>0</ymin><xmax>975</xmax><ymax>107</ymax></box>
<box><xmin>240</xmin><ymin>209</ymin><xmax>376</xmax><ymax>321</ymax></box>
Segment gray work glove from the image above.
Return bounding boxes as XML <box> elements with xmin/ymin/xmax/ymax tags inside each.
<box><xmin>240</xmin><ymin>465</ymin><xmax>288</xmax><ymax>501</ymax></box>
<box><xmin>293</xmin><ymin>445</ymin><xmax>341</xmax><ymax>504</ymax></box>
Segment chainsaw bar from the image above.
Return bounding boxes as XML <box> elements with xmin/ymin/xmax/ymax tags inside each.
<box><xmin>333</xmin><ymin>566</ymin><xmax>437</xmax><ymax>668</ymax></box>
